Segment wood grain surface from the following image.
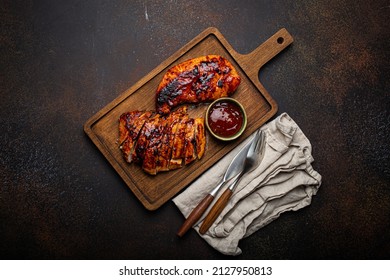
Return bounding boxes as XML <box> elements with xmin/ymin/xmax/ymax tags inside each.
<box><xmin>84</xmin><ymin>28</ymin><xmax>293</xmax><ymax>210</ymax></box>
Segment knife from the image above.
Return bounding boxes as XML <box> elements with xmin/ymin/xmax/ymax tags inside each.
<box><xmin>177</xmin><ymin>132</ymin><xmax>260</xmax><ymax>237</ymax></box>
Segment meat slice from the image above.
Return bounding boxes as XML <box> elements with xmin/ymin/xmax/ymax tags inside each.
<box><xmin>132</xmin><ymin>114</ymin><xmax>161</xmax><ymax>164</ymax></box>
<box><xmin>142</xmin><ymin>116</ymin><xmax>166</xmax><ymax>175</ymax></box>
<box><xmin>169</xmin><ymin>114</ymin><xmax>189</xmax><ymax>170</ymax></box>
<box><xmin>156</xmin><ymin>120</ymin><xmax>178</xmax><ymax>172</ymax></box>
<box><xmin>194</xmin><ymin>118</ymin><xmax>206</xmax><ymax>159</ymax></box>
<box><xmin>118</xmin><ymin>111</ymin><xmax>141</xmax><ymax>145</ymax></box>
<box><xmin>156</xmin><ymin>107</ymin><xmax>187</xmax><ymax>172</ymax></box>
<box><xmin>119</xmin><ymin>111</ymin><xmax>152</xmax><ymax>163</ymax></box>
<box><xmin>183</xmin><ymin>119</ymin><xmax>197</xmax><ymax>165</ymax></box>
<box><xmin>156</xmin><ymin>55</ymin><xmax>241</xmax><ymax>114</ymax></box>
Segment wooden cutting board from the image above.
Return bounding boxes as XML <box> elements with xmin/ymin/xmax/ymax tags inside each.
<box><xmin>84</xmin><ymin>27</ymin><xmax>293</xmax><ymax>210</ymax></box>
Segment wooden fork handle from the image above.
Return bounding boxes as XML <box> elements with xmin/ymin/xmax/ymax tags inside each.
<box><xmin>177</xmin><ymin>194</ymin><xmax>215</xmax><ymax>237</ymax></box>
<box><xmin>199</xmin><ymin>189</ymin><xmax>233</xmax><ymax>235</ymax></box>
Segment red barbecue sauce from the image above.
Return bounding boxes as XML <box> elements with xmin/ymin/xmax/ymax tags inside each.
<box><xmin>207</xmin><ymin>100</ymin><xmax>244</xmax><ymax>138</ymax></box>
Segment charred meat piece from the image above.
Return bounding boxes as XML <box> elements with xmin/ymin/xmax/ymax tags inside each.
<box><xmin>183</xmin><ymin>119</ymin><xmax>197</xmax><ymax>165</ymax></box>
<box><xmin>194</xmin><ymin>118</ymin><xmax>206</xmax><ymax>159</ymax></box>
<box><xmin>118</xmin><ymin>108</ymin><xmax>205</xmax><ymax>175</ymax></box>
<box><xmin>119</xmin><ymin>111</ymin><xmax>152</xmax><ymax>163</ymax></box>
<box><xmin>132</xmin><ymin>114</ymin><xmax>161</xmax><ymax>164</ymax></box>
<box><xmin>118</xmin><ymin>111</ymin><xmax>141</xmax><ymax>145</ymax></box>
<box><xmin>156</xmin><ymin>55</ymin><xmax>241</xmax><ymax>114</ymax></box>
<box><xmin>156</xmin><ymin>107</ymin><xmax>187</xmax><ymax>172</ymax></box>
<box><xmin>141</xmin><ymin>115</ymin><xmax>166</xmax><ymax>175</ymax></box>
<box><xmin>169</xmin><ymin>114</ymin><xmax>189</xmax><ymax>170</ymax></box>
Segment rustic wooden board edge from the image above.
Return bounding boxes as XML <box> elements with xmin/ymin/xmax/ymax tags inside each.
<box><xmin>83</xmin><ymin>27</ymin><xmax>293</xmax><ymax>211</ymax></box>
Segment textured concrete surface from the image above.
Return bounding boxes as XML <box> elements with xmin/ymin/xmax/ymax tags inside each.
<box><xmin>1</xmin><ymin>0</ymin><xmax>389</xmax><ymax>259</ymax></box>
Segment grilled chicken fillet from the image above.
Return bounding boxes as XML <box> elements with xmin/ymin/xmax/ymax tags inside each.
<box><xmin>118</xmin><ymin>107</ymin><xmax>205</xmax><ymax>175</ymax></box>
<box><xmin>119</xmin><ymin>111</ymin><xmax>152</xmax><ymax>163</ymax></box>
<box><xmin>156</xmin><ymin>55</ymin><xmax>241</xmax><ymax>114</ymax></box>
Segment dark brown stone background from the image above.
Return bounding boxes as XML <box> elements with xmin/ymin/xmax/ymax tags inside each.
<box><xmin>1</xmin><ymin>0</ymin><xmax>389</xmax><ymax>259</ymax></box>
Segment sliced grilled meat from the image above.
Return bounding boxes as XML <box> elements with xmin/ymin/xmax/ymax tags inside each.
<box><xmin>119</xmin><ymin>111</ymin><xmax>153</xmax><ymax>163</ymax></box>
<box><xmin>156</xmin><ymin>55</ymin><xmax>241</xmax><ymax>114</ymax></box>
<box><xmin>156</xmin><ymin>107</ymin><xmax>187</xmax><ymax>172</ymax></box>
<box><xmin>169</xmin><ymin>114</ymin><xmax>189</xmax><ymax>170</ymax></box>
<box><xmin>142</xmin><ymin>115</ymin><xmax>166</xmax><ymax>175</ymax></box>
<box><xmin>118</xmin><ymin>111</ymin><xmax>141</xmax><ymax>145</ymax></box>
<box><xmin>119</xmin><ymin>107</ymin><xmax>205</xmax><ymax>175</ymax></box>
<box><xmin>132</xmin><ymin>114</ymin><xmax>161</xmax><ymax>164</ymax></box>
<box><xmin>194</xmin><ymin>118</ymin><xmax>206</xmax><ymax>159</ymax></box>
<box><xmin>183</xmin><ymin>119</ymin><xmax>197</xmax><ymax>165</ymax></box>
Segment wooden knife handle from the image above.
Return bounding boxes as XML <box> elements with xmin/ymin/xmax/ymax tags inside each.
<box><xmin>199</xmin><ymin>189</ymin><xmax>233</xmax><ymax>235</ymax></box>
<box><xmin>177</xmin><ymin>194</ymin><xmax>214</xmax><ymax>237</ymax></box>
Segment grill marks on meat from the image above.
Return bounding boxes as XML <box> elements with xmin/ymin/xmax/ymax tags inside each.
<box><xmin>183</xmin><ymin>119</ymin><xmax>197</xmax><ymax>165</ymax></box>
<box><xmin>119</xmin><ymin>107</ymin><xmax>205</xmax><ymax>175</ymax></box>
<box><xmin>157</xmin><ymin>107</ymin><xmax>187</xmax><ymax>172</ymax></box>
<box><xmin>138</xmin><ymin>114</ymin><xmax>163</xmax><ymax>174</ymax></box>
<box><xmin>169</xmin><ymin>114</ymin><xmax>189</xmax><ymax>170</ymax></box>
<box><xmin>119</xmin><ymin>111</ymin><xmax>153</xmax><ymax>163</ymax></box>
<box><xmin>156</xmin><ymin>55</ymin><xmax>241</xmax><ymax>115</ymax></box>
<box><xmin>194</xmin><ymin>118</ymin><xmax>206</xmax><ymax>159</ymax></box>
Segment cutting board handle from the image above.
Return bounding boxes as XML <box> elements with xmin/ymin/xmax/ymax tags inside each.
<box><xmin>235</xmin><ymin>28</ymin><xmax>293</xmax><ymax>76</ymax></box>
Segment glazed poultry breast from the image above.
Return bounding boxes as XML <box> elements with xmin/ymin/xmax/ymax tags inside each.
<box><xmin>156</xmin><ymin>55</ymin><xmax>241</xmax><ymax>115</ymax></box>
<box><xmin>118</xmin><ymin>107</ymin><xmax>206</xmax><ymax>175</ymax></box>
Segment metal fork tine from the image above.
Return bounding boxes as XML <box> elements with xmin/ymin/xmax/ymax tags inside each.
<box><xmin>253</xmin><ymin>130</ymin><xmax>264</xmax><ymax>154</ymax></box>
<box><xmin>255</xmin><ymin>131</ymin><xmax>263</xmax><ymax>151</ymax></box>
<box><xmin>258</xmin><ymin>131</ymin><xmax>265</xmax><ymax>152</ymax></box>
<box><xmin>249</xmin><ymin>130</ymin><xmax>261</xmax><ymax>155</ymax></box>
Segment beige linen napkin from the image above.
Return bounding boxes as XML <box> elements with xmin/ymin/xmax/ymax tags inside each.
<box><xmin>173</xmin><ymin>113</ymin><xmax>322</xmax><ymax>255</ymax></box>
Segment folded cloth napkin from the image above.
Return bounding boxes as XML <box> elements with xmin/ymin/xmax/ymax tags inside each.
<box><xmin>173</xmin><ymin>113</ymin><xmax>322</xmax><ymax>255</ymax></box>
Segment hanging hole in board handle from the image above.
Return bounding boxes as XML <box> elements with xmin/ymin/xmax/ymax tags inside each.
<box><xmin>277</xmin><ymin>37</ymin><xmax>284</xmax><ymax>44</ymax></box>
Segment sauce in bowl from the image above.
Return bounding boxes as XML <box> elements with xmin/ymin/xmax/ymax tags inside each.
<box><xmin>206</xmin><ymin>98</ymin><xmax>247</xmax><ymax>140</ymax></box>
